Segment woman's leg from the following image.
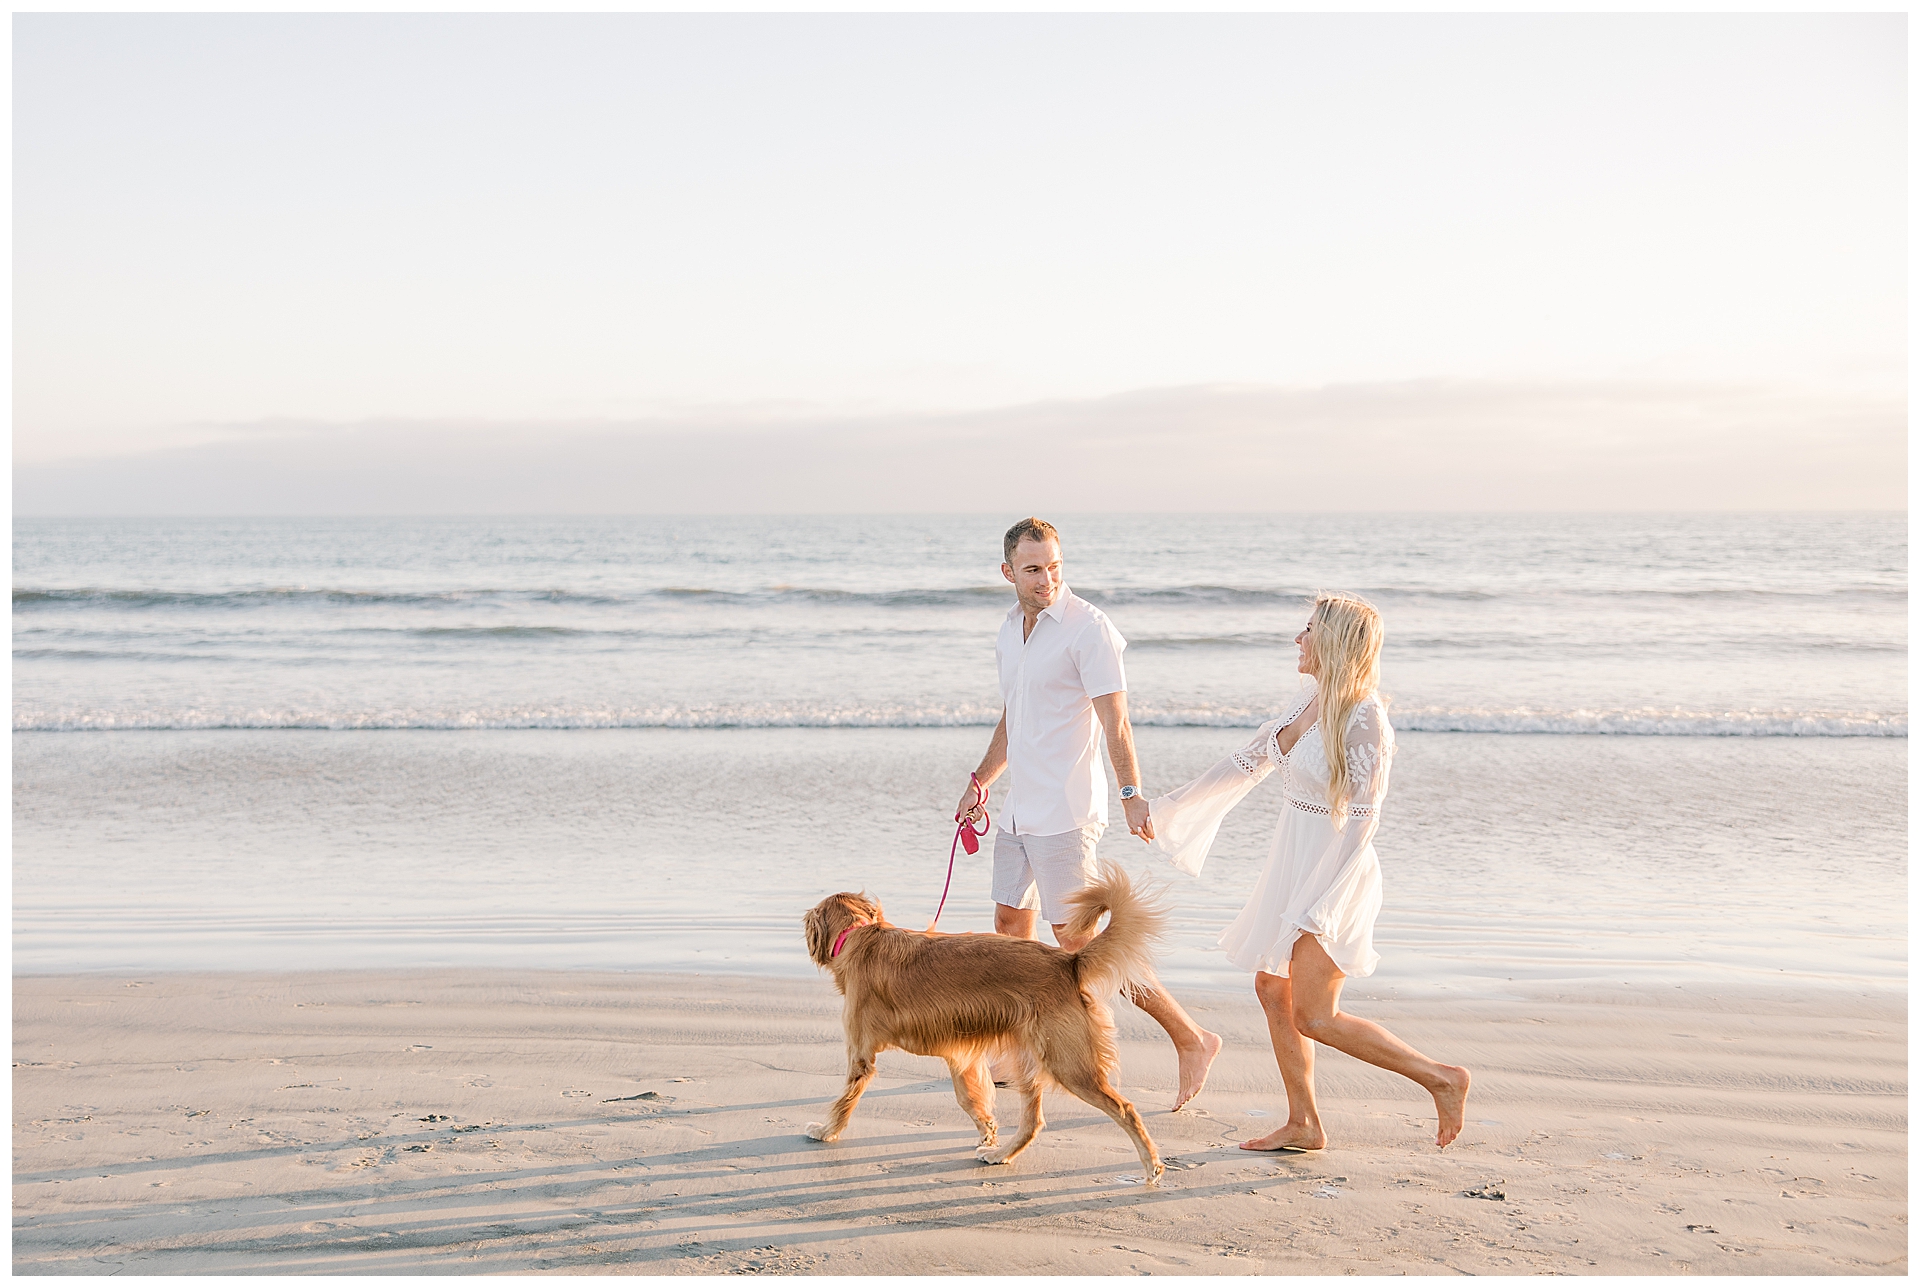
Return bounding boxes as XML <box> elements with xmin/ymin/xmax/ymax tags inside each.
<box><xmin>1241</xmin><ymin>968</ymin><xmax>1326</xmax><ymax>1150</ymax></box>
<box><xmin>1287</xmin><ymin>932</ymin><xmax>1471</xmax><ymax>1148</ymax></box>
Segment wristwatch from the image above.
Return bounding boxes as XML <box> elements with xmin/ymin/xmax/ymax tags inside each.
<box><xmin>1119</xmin><ymin>785</ymin><xmax>1141</xmax><ymax>800</ymax></box>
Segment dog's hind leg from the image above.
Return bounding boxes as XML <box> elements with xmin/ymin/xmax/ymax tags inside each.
<box><xmin>806</xmin><ymin>1045</ymin><xmax>877</xmax><ymax>1143</ymax></box>
<box><xmin>978</xmin><ymin>1059</ymin><xmax>1045</xmax><ymax>1166</ymax></box>
<box><xmin>1046</xmin><ymin>1053</ymin><xmax>1164</xmax><ymax>1184</ymax></box>
<box><xmin>945</xmin><ymin>1055</ymin><xmax>998</xmax><ymax>1150</ymax></box>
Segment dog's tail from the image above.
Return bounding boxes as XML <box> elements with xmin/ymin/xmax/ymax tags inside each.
<box><xmin>1061</xmin><ymin>862</ymin><xmax>1168</xmax><ymax>1000</ymax></box>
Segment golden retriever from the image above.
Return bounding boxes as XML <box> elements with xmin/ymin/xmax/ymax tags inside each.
<box><xmin>801</xmin><ymin>863</ymin><xmax>1166</xmax><ymax>1182</ymax></box>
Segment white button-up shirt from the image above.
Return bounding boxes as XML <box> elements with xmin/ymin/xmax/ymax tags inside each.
<box><xmin>996</xmin><ymin>587</ymin><xmax>1128</xmax><ymax>837</ymax></box>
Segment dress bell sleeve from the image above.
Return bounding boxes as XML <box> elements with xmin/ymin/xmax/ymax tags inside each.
<box><xmin>1315</xmin><ymin>702</ymin><xmax>1396</xmax><ymax>868</ymax></box>
<box><xmin>1146</xmin><ymin>720</ymin><xmax>1282</xmax><ymax>876</ymax></box>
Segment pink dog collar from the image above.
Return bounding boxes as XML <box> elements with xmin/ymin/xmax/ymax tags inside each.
<box><xmin>831</xmin><ymin>921</ymin><xmax>867</xmax><ymax>959</ymax></box>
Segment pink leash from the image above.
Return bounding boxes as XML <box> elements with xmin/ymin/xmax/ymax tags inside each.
<box><xmin>930</xmin><ymin>772</ymin><xmax>989</xmax><ymax>932</ymax></box>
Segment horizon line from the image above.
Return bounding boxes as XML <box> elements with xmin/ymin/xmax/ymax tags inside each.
<box><xmin>12</xmin><ymin>509</ymin><xmax>1908</xmax><ymax>521</ymax></box>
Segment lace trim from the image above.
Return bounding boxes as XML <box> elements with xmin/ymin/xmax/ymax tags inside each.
<box><xmin>1231</xmin><ymin>749</ymin><xmax>1263</xmax><ymax>776</ymax></box>
<box><xmin>1286</xmin><ymin>793</ymin><xmax>1377</xmax><ymax>818</ymax></box>
<box><xmin>1272</xmin><ymin>691</ymin><xmax>1317</xmax><ymax>759</ymax></box>
<box><xmin>1281</xmin><ymin>688</ymin><xmax>1316</xmax><ymax>725</ymax></box>
<box><xmin>1268</xmin><ymin>721</ymin><xmax>1318</xmax><ymax>764</ymax></box>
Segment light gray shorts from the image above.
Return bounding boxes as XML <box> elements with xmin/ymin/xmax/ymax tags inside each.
<box><xmin>991</xmin><ymin>824</ymin><xmax>1104</xmax><ymax>925</ymax></box>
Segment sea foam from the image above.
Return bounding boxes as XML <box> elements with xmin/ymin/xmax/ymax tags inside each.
<box><xmin>13</xmin><ymin>703</ymin><xmax>1905</xmax><ymax>736</ymax></box>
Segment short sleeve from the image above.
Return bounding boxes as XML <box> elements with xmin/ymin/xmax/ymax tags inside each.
<box><xmin>1071</xmin><ymin>614</ymin><xmax>1128</xmax><ymax>699</ymax></box>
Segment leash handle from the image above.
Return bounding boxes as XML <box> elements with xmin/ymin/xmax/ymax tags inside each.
<box><xmin>929</xmin><ymin>774</ymin><xmax>989</xmax><ymax>932</ymax></box>
<box><xmin>957</xmin><ymin>772</ymin><xmax>990</xmax><ymax>855</ymax></box>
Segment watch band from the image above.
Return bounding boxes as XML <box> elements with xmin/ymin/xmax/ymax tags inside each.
<box><xmin>1119</xmin><ymin>785</ymin><xmax>1140</xmax><ymax>800</ymax></box>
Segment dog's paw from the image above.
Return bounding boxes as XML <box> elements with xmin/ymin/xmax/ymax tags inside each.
<box><xmin>976</xmin><ymin>1146</ymin><xmax>1013</xmax><ymax>1165</ymax></box>
<box><xmin>1144</xmin><ymin>1159</ymin><xmax>1166</xmax><ymax>1185</ymax></box>
<box><xmin>805</xmin><ymin>1122</ymin><xmax>836</xmax><ymax>1142</ymax></box>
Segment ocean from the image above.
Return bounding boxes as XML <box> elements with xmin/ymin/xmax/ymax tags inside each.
<box><xmin>12</xmin><ymin>513</ymin><xmax>1907</xmax><ymax>997</ymax></box>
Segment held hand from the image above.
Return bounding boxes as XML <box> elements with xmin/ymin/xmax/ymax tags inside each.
<box><xmin>956</xmin><ymin>778</ymin><xmax>986</xmax><ymax>824</ymax></box>
<box><xmin>1123</xmin><ymin>794</ymin><xmax>1153</xmax><ymax>842</ymax></box>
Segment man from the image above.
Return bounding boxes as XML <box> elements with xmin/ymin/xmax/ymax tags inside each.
<box><xmin>956</xmin><ymin>516</ymin><xmax>1221</xmax><ymax>1111</ymax></box>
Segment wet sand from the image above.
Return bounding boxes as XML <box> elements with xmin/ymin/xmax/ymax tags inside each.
<box><xmin>12</xmin><ymin>970</ymin><xmax>1906</xmax><ymax>1275</ymax></box>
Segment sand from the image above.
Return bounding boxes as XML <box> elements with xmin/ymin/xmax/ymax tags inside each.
<box><xmin>12</xmin><ymin>969</ymin><xmax>1906</xmax><ymax>1275</ymax></box>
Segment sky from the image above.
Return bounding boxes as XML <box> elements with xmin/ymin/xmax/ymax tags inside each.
<box><xmin>13</xmin><ymin>13</ymin><xmax>1907</xmax><ymax>513</ymax></box>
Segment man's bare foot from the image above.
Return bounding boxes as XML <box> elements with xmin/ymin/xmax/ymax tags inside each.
<box><xmin>1432</xmin><ymin>1064</ymin><xmax>1471</xmax><ymax>1148</ymax></box>
<box><xmin>1170</xmin><ymin>1029</ymin><xmax>1223</xmax><ymax>1111</ymax></box>
<box><xmin>1239</xmin><ymin>1124</ymin><xmax>1326</xmax><ymax>1151</ymax></box>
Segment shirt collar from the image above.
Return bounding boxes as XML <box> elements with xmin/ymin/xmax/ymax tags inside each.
<box><xmin>1007</xmin><ymin>587</ymin><xmax>1074</xmax><ymax>625</ymax></box>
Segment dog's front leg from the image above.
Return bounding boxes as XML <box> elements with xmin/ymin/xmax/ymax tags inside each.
<box><xmin>805</xmin><ymin>1045</ymin><xmax>877</xmax><ymax>1143</ymax></box>
<box><xmin>980</xmin><ymin>1070</ymin><xmax>1044</xmax><ymax>1166</ymax></box>
<box><xmin>945</xmin><ymin>1055</ymin><xmax>998</xmax><ymax>1150</ymax></box>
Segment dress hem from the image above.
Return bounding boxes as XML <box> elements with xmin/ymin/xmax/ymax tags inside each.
<box><xmin>1220</xmin><ymin>922</ymin><xmax>1379</xmax><ymax>979</ymax></box>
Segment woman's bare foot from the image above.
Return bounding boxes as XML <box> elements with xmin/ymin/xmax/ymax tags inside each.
<box><xmin>1170</xmin><ymin>1029</ymin><xmax>1224</xmax><ymax>1111</ymax></box>
<box><xmin>1431</xmin><ymin>1065</ymin><xmax>1471</xmax><ymax>1148</ymax></box>
<box><xmin>1239</xmin><ymin>1123</ymin><xmax>1326</xmax><ymax>1151</ymax></box>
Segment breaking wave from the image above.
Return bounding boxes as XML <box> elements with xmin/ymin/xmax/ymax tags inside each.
<box><xmin>14</xmin><ymin>703</ymin><xmax>1904</xmax><ymax>736</ymax></box>
<box><xmin>16</xmin><ymin>581</ymin><xmax>1906</xmax><ymax>612</ymax></box>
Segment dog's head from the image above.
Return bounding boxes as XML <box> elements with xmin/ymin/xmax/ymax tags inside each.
<box><xmin>803</xmin><ymin>891</ymin><xmax>885</xmax><ymax>967</ymax></box>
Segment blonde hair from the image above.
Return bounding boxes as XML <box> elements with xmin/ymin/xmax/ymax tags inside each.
<box><xmin>1305</xmin><ymin>592</ymin><xmax>1385</xmax><ymax>819</ymax></box>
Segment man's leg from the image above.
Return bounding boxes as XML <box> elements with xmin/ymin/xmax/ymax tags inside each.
<box><xmin>987</xmin><ymin>834</ymin><xmax>1044</xmax><ymax>1084</ymax></box>
<box><xmin>989</xmin><ymin>830</ymin><xmax>1043</xmax><ymax>940</ymax></box>
<box><xmin>995</xmin><ymin>904</ymin><xmax>1040</xmax><ymax>939</ymax></box>
<box><xmin>1050</xmin><ymin>917</ymin><xmax>1222</xmax><ymax>1110</ymax></box>
<box><xmin>1034</xmin><ymin>827</ymin><xmax>1222</xmax><ymax>1112</ymax></box>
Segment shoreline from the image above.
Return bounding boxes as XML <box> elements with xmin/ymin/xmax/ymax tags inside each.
<box><xmin>16</xmin><ymin>728</ymin><xmax>1907</xmax><ymax>996</ymax></box>
<box><xmin>11</xmin><ymin>962</ymin><xmax>1910</xmax><ymax>1006</ymax></box>
<box><xmin>14</xmin><ymin>968</ymin><xmax>1906</xmax><ymax>1274</ymax></box>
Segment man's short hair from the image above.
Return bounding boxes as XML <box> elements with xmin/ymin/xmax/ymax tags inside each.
<box><xmin>1003</xmin><ymin>517</ymin><xmax>1061</xmax><ymax>566</ymax></box>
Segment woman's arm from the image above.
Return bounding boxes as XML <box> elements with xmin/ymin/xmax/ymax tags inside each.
<box><xmin>1309</xmin><ymin>701</ymin><xmax>1395</xmax><ymax>869</ymax></box>
<box><xmin>1146</xmin><ymin>720</ymin><xmax>1281</xmax><ymax>875</ymax></box>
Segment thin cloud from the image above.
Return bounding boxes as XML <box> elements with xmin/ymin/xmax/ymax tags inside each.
<box><xmin>14</xmin><ymin>380</ymin><xmax>1902</xmax><ymax>516</ymax></box>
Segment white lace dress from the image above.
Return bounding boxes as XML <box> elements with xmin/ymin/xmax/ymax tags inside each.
<box><xmin>1149</xmin><ymin>681</ymin><xmax>1395</xmax><ymax>978</ymax></box>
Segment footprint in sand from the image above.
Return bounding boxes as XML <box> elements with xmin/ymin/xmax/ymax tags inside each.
<box><xmin>715</xmin><ymin>1246</ymin><xmax>819</xmax><ymax>1275</ymax></box>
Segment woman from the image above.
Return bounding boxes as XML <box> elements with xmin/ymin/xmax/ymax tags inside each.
<box><xmin>1149</xmin><ymin>592</ymin><xmax>1470</xmax><ymax>1150</ymax></box>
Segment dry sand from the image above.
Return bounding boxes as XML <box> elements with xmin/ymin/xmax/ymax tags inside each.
<box><xmin>12</xmin><ymin>969</ymin><xmax>1905</xmax><ymax>1275</ymax></box>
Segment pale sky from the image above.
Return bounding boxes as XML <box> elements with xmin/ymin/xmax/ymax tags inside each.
<box><xmin>13</xmin><ymin>13</ymin><xmax>1907</xmax><ymax>511</ymax></box>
